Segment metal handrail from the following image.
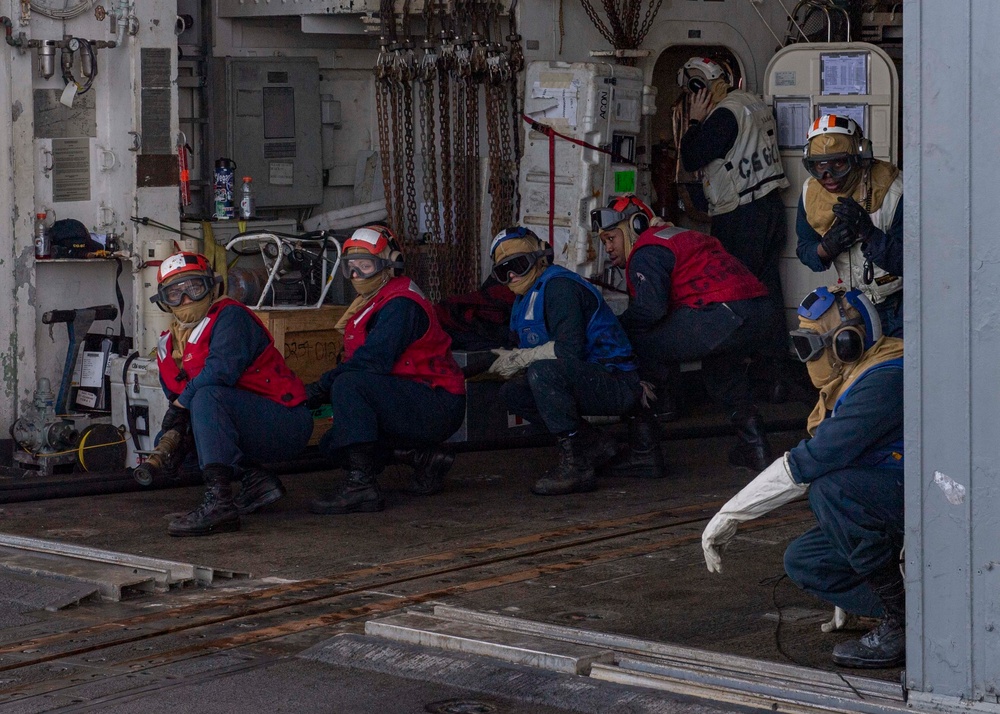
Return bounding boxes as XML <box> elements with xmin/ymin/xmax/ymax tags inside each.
<box><xmin>225</xmin><ymin>230</ymin><xmax>343</xmax><ymax>311</ymax></box>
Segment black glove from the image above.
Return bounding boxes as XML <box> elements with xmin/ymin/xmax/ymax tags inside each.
<box><xmin>820</xmin><ymin>219</ymin><xmax>857</xmax><ymax>260</ymax></box>
<box><xmin>831</xmin><ymin>196</ymin><xmax>877</xmax><ymax>243</ymax></box>
<box><xmin>304</xmin><ymin>381</ymin><xmax>329</xmax><ymax>410</ymax></box>
<box><xmin>161</xmin><ymin>404</ymin><xmax>189</xmax><ymax>435</ymax></box>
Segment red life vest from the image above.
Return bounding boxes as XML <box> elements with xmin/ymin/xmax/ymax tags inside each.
<box><xmin>157</xmin><ymin>297</ymin><xmax>307</xmax><ymax>407</ymax></box>
<box><xmin>344</xmin><ymin>276</ymin><xmax>466</xmax><ymax>395</ymax></box>
<box><xmin>626</xmin><ymin>226</ymin><xmax>767</xmax><ymax>309</ymax></box>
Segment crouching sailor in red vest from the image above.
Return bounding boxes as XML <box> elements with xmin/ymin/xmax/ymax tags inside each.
<box><xmin>488</xmin><ymin>227</ymin><xmax>642</xmax><ymax>496</ymax></box>
<box><xmin>593</xmin><ymin>194</ymin><xmax>776</xmax><ymax>472</ymax></box>
<box><xmin>153</xmin><ymin>252</ymin><xmax>313</xmax><ymax>536</ymax></box>
<box><xmin>304</xmin><ymin>225</ymin><xmax>466</xmax><ymax>514</ymax></box>
<box><xmin>702</xmin><ymin>287</ymin><xmax>905</xmax><ymax>669</ymax></box>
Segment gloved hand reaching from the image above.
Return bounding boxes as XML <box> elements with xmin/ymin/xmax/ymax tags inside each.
<box><xmin>702</xmin><ymin>454</ymin><xmax>808</xmax><ymax>573</ymax></box>
<box><xmin>487</xmin><ymin>342</ymin><xmax>558</xmax><ymax>379</ymax></box>
<box><xmin>161</xmin><ymin>403</ymin><xmax>189</xmax><ymax>435</ymax></box>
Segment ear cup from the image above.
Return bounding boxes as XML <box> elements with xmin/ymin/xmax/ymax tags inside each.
<box><xmin>631</xmin><ymin>213</ymin><xmax>649</xmax><ymax>234</ymax></box>
<box><xmin>833</xmin><ymin>326</ymin><xmax>865</xmax><ymax>363</ymax></box>
<box><xmin>388</xmin><ymin>249</ymin><xmax>405</xmax><ymax>275</ymax></box>
<box><xmin>859</xmin><ymin>137</ymin><xmax>874</xmax><ymax>165</ymax></box>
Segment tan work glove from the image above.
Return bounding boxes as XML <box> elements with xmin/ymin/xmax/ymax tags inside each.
<box><xmin>487</xmin><ymin>342</ymin><xmax>557</xmax><ymax>379</ymax></box>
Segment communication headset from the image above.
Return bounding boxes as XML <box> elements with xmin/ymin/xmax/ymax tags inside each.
<box><xmin>803</xmin><ymin>114</ymin><xmax>874</xmax><ymax>168</ymax></box>
<box><xmin>610</xmin><ymin>195</ymin><xmax>653</xmax><ymax>234</ymax></box>
<box><xmin>792</xmin><ymin>286</ymin><xmax>882</xmax><ymax>363</ymax></box>
<box><xmin>355</xmin><ymin>223</ymin><xmax>405</xmax><ymax>275</ymax></box>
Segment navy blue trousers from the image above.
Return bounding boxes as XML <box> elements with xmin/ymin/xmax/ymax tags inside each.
<box><xmin>783</xmin><ymin>466</ymin><xmax>904</xmax><ymax>617</ymax></box>
<box><xmin>188</xmin><ymin>386</ymin><xmax>314</xmax><ymax>469</ymax></box>
<box><xmin>499</xmin><ymin>357</ymin><xmax>640</xmax><ymax>435</ymax></box>
<box><xmin>629</xmin><ymin>296</ymin><xmax>772</xmax><ymax>414</ymax></box>
<box><xmin>320</xmin><ymin>371</ymin><xmax>466</xmax><ymax>455</ymax></box>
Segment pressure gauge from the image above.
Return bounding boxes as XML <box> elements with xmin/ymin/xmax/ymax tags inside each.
<box><xmin>68</xmin><ymin>37</ymin><xmax>81</xmax><ymax>52</ymax></box>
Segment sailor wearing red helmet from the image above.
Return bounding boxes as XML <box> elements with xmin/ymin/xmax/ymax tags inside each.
<box><xmin>152</xmin><ymin>251</ymin><xmax>313</xmax><ymax>536</ymax></box>
<box><xmin>593</xmin><ymin>194</ymin><xmax>776</xmax><ymax>472</ymax></box>
<box><xmin>304</xmin><ymin>225</ymin><xmax>466</xmax><ymax>514</ymax></box>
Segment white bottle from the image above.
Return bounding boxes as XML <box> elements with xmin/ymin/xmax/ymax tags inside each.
<box><xmin>34</xmin><ymin>212</ymin><xmax>51</xmax><ymax>259</ymax></box>
<box><xmin>239</xmin><ymin>176</ymin><xmax>256</xmax><ymax>220</ymax></box>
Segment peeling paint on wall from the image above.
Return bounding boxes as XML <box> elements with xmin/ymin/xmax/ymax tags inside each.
<box><xmin>11</xmin><ymin>100</ymin><xmax>23</xmax><ymax>123</ymax></box>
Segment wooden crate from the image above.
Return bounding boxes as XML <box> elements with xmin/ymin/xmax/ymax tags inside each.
<box><xmin>254</xmin><ymin>305</ymin><xmax>347</xmax><ymax>445</ymax></box>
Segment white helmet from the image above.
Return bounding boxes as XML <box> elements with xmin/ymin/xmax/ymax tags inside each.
<box><xmin>802</xmin><ymin>114</ymin><xmax>873</xmax><ymax>180</ymax></box>
<box><xmin>806</xmin><ymin>114</ymin><xmax>862</xmax><ymax>144</ymax></box>
<box><xmin>677</xmin><ymin>57</ymin><xmax>728</xmax><ymax>93</ymax></box>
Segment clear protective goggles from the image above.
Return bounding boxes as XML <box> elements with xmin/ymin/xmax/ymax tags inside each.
<box><xmin>803</xmin><ymin>152</ymin><xmax>856</xmax><ymax>181</ymax></box>
<box><xmin>154</xmin><ymin>275</ymin><xmax>214</xmax><ymax>307</ymax></box>
<box><xmin>341</xmin><ymin>254</ymin><xmax>393</xmax><ymax>280</ymax></box>
<box><xmin>491</xmin><ymin>251</ymin><xmax>541</xmax><ymax>284</ymax></box>
<box><xmin>789</xmin><ymin>318</ymin><xmax>865</xmax><ymax>363</ymax></box>
<box><xmin>590</xmin><ymin>207</ymin><xmax>629</xmax><ymax>233</ymax></box>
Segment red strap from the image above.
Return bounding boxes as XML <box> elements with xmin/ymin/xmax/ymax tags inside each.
<box><xmin>521</xmin><ymin>113</ymin><xmax>637</xmax><ymax>244</ymax></box>
<box><xmin>521</xmin><ymin>114</ymin><xmax>635</xmax><ymax>165</ymax></box>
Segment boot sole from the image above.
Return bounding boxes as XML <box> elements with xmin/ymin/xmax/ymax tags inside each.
<box><xmin>831</xmin><ymin>652</ymin><xmax>906</xmax><ymax>669</ymax></box>
<box><xmin>235</xmin><ymin>486</ymin><xmax>286</xmax><ymax>515</ymax></box>
<box><xmin>167</xmin><ymin>519</ymin><xmax>241</xmax><ymax>537</ymax></box>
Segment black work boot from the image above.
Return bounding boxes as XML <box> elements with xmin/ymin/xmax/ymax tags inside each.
<box><xmin>234</xmin><ymin>467</ymin><xmax>286</xmax><ymax>515</ymax></box>
<box><xmin>577</xmin><ymin>422</ymin><xmax>618</xmax><ymax>471</ymax></box>
<box><xmin>395</xmin><ymin>447</ymin><xmax>455</xmax><ymax>496</ymax></box>
<box><xmin>727</xmin><ymin>409</ymin><xmax>773</xmax><ymax>471</ymax></box>
<box><xmin>532</xmin><ymin>434</ymin><xmax>598</xmax><ymax>496</ymax></box>
<box><xmin>606</xmin><ymin>412</ymin><xmax>665</xmax><ymax>479</ymax></box>
<box><xmin>832</xmin><ymin>564</ymin><xmax>906</xmax><ymax>669</ymax></box>
<box><xmin>168</xmin><ymin>464</ymin><xmax>240</xmax><ymax>537</ymax></box>
<box><xmin>310</xmin><ymin>444</ymin><xmax>385</xmax><ymax>514</ymax></box>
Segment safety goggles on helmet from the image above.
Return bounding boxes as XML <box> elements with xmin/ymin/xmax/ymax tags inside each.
<box><xmin>590</xmin><ymin>195</ymin><xmax>653</xmax><ymax>233</ymax></box>
<box><xmin>789</xmin><ymin>320</ymin><xmax>865</xmax><ymax>363</ymax></box>
<box><xmin>491</xmin><ymin>251</ymin><xmax>544</xmax><ymax>284</ymax></box>
<box><xmin>803</xmin><ymin>153</ymin><xmax>857</xmax><ymax>181</ymax></box>
<box><xmin>789</xmin><ymin>286</ymin><xmax>881</xmax><ymax>363</ymax></box>
<box><xmin>341</xmin><ymin>253</ymin><xmax>395</xmax><ymax>279</ymax></box>
<box><xmin>153</xmin><ymin>275</ymin><xmax>216</xmax><ymax>307</ymax></box>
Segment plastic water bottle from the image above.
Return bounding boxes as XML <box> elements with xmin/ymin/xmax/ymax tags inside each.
<box><xmin>34</xmin><ymin>212</ymin><xmax>51</xmax><ymax>259</ymax></box>
<box><xmin>239</xmin><ymin>176</ymin><xmax>256</xmax><ymax>220</ymax></box>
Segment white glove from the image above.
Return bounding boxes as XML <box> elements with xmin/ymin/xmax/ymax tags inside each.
<box><xmin>487</xmin><ymin>342</ymin><xmax>557</xmax><ymax>379</ymax></box>
<box><xmin>702</xmin><ymin>454</ymin><xmax>808</xmax><ymax>573</ymax></box>
<box><xmin>820</xmin><ymin>606</ymin><xmax>860</xmax><ymax>633</ymax></box>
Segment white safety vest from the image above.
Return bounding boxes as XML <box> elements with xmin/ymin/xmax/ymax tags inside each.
<box><xmin>701</xmin><ymin>90</ymin><xmax>789</xmax><ymax>216</ymax></box>
<box><xmin>802</xmin><ymin>173</ymin><xmax>904</xmax><ymax>304</ymax></box>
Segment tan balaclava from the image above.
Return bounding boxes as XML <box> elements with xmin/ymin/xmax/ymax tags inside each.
<box><xmin>800</xmin><ymin>291</ymin><xmax>904</xmax><ymax>434</ymax></box>
<box><xmin>805</xmin><ymin>133</ymin><xmax>901</xmax><ymax>235</ymax></box>
<box><xmin>334</xmin><ymin>245</ymin><xmax>394</xmax><ymax>332</ymax></box>
<box><xmin>494</xmin><ymin>232</ymin><xmax>549</xmax><ymax>296</ymax></box>
<box><xmin>167</xmin><ymin>271</ymin><xmax>216</xmax><ymax>368</ymax></box>
<box><xmin>708</xmin><ymin>76</ymin><xmax>729</xmax><ymax>105</ymax></box>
